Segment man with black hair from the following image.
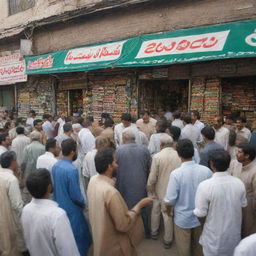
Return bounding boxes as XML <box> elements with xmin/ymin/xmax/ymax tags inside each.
<box><xmin>224</xmin><ymin>114</ymin><xmax>236</xmax><ymax>131</ymax></box>
<box><xmin>236</xmin><ymin>117</ymin><xmax>251</xmax><ymax>141</ymax></box>
<box><xmin>0</xmin><ymin>133</ymin><xmax>11</xmax><ymax>156</ymax></box>
<box><xmin>172</xmin><ymin>111</ymin><xmax>184</xmax><ymax>130</ymax></box>
<box><xmin>200</xmin><ymin>126</ymin><xmax>223</xmax><ymax>167</ymax></box>
<box><xmin>164</xmin><ymin>139</ymin><xmax>212</xmax><ymax>256</ymax></box>
<box><xmin>52</xmin><ymin>138</ymin><xmax>91</xmax><ymax>255</ymax></box>
<box><xmin>191</xmin><ymin>110</ymin><xmax>204</xmax><ymax>131</ymax></box>
<box><xmin>114</xmin><ymin>113</ymin><xmax>139</xmax><ymax>146</ymax></box>
<box><xmin>0</xmin><ymin>151</ymin><xmax>26</xmax><ymax>255</ymax></box>
<box><xmin>26</xmin><ymin>110</ymin><xmax>36</xmax><ymax>132</ymax></box>
<box><xmin>213</xmin><ymin>116</ymin><xmax>230</xmax><ymax>150</ymax></box>
<box><xmin>136</xmin><ymin>110</ymin><xmax>157</xmax><ymax>139</ymax></box>
<box><xmin>229</xmin><ymin>143</ymin><xmax>256</xmax><ymax>237</ymax></box>
<box><xmin>181</xmin><ymin>115</ymin><xmax>201</xmax><ymax>149</ymax></box>
<box><xmin>21</xmin><ymin>169</ymin><xmax>80</xmax><ymax>256</ymax></box>
<box><xmin>11</xmin><ymin>126</ymin><xmax>30</xmax><ymax>166</ymax></box>
<box><xmin>194</xmin><ymin>150</ymin><xmax>247</xmax><ymax>256</ymax></box>
<box><xmin>42</xmin><ymin>114</ymin><xmax>54</xmax><ymax>139</ymax></box>
<box><xmin>33</xmin><ymin>119</ymin><xmax>47</xmax><ymax>144</ymax></box>
<box><xmin>55</xmin><ymin>122</ymin><xmax>73</xmax><ymax>147</ymax></box>
<box><xmin>87</xmin><ymin>148</ymin><xmax>153</xmax><ymax>256</ymax></box>
<box><xmin>36</xmin><ymin>138</ymin><xmax>60</xmax><ymax>171</ymax></box>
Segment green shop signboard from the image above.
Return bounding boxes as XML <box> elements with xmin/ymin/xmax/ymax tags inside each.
<box><xmin>26</xmin><ymin>19</ymin><xmax>256</xmax><ymax>74</ymax></box>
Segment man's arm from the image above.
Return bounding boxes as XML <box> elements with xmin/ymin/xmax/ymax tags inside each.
<box><xmin>54</xmin><ymin>212</ymin><xmax>80</xmax><ymax>256</ymax></box>
<box><xmin>164</xmin><ymin>173</ymin><xmax>179</xmax><ymax>216</ymax></box>
<box><xmin>193</xmin><ymin>183</ymin><xmax>209</xmax><ymax>226</ymax></box>
<box><xmin>68</xmin><ymin>170</ymin><xmax>85</xmax><ymax>208</ymax></box>
<box><xmin>147</xmin><ymin>157</ymin><xmax>159</xmax><ymax>194</ymax></box>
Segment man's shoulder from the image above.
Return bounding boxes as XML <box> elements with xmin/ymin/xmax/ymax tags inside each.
<box><xmin>0</xmin><ymin>170</ymin><xmax>17</xmax><ymax>183</ymax></box>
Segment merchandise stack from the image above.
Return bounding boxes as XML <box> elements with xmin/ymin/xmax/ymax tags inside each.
<box><xmin>190</xmin><ymin>78</ymin><xmax>205</xmax><ymax>115</ymax></box>
<box><xmin>222</xmin><ymin>78</ymin><xmax>256</xmax><ymax>125</ymax></box>
<box><xmin>56</xmin><ymin>91</ymin><xmax>68</xmax><ymax>116</ymax></box>
<box><xmin>203</xmin><ymin>79</ymin><xmax>221</xmax><ymax>123</ymax></box>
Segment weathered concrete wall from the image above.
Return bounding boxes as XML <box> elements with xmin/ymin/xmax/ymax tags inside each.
<box><xmin>32</xmin><ymin>0</ymin><xmax>256</xmax><ymax>54</ymax></box>
<box><xmin>0</xmin><ymin>0</ymin><xmax>103</xmax><ymax>31</ymax></box>
<box><xmin>0</xmin><ymin>0</ymin><xmax>148</xmax><ymax>33</ymax></box>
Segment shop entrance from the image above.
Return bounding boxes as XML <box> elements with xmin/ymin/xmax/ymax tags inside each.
<box><xmin>138</xmin><ymin>79</ymin><xmax>189</xmax><ymax>115</ymax></box>
<box><xmin>222</xmin><ymin>76</ymin><xmax>256</xmax><ymax>126</ymax></box>
<box><xmin>0</xmin><ymin>86</ymin><xmax>15</xmax><ymax>109</ymax></box>
<box><xmin>69</xmin><ymin>89</ymin><xmax>83</xmax><ymax>116</ymax></box>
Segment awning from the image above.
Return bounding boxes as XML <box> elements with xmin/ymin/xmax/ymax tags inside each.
<box><xmin>26</xmin><ymin>19</ymin><xmax>256</xmax><ymax>75</ymax></box>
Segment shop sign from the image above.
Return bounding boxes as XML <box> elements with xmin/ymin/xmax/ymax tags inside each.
<box><xmin>64</xmin><ymin>41</ymin><xmax>126</xmax><ymax>64</ymax></box>
<box><xmin>26</xmin><ymin>19</ymin><xmax>256</xmax><ymax>74</ymax></box>
<box><xmin>0</xmin><ymin>52</ymin><xmax>27</xmax><ymax>85</ymax></box>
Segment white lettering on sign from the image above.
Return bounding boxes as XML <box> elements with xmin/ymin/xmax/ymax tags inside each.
<box><xmin>245</xmin><ymin>29</ymin><xmax>256</xmax><ymax>47</ymax></box>
<box><xmin>136</xmin><ymin>31</ymin><xmax>230</xmax><ymax>59</ymax></box>
<box><xmin>0</xmin><ymin>53</ymin><xmax>27</xmax><ymax>85</ymax></box>
<box><xmin>64</xmin><ymin>41</ymin><xmax>126</xmax><ymax>65</ymax></box>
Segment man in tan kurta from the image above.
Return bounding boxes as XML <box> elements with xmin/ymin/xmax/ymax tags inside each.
<box><xmin>0</xmin><ymin>151</ymin><xmax>26</xmax><ymax>256</ymax></box>
<box><xmin>229</xmin><ymin>142</ymin><xmax>256</xmax><ymax>237</ymax></box>
<box><xmin>87</xmin><ymin>148</ymin><xmax>153</xmax><ymax>256</ymax></box>
<box><xmin>147</xmin><ymin>134</ymin><xmax>181</xmax><ymax>247</ymax></box>
<box><xmin>136</xmin><ymin>111</ymin><xmax>157</xmax><ymax>139</ymax></box>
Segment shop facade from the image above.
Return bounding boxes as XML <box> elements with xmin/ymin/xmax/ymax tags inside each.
<box><xmin>24</xmin><ymin>19</ymin><xmax>256</xmax><ymax>124</ymax></box>
<box><xmin>0</xmin><ymin>52</ymin><xmax>27</xmax><ymax>112</ymax></box>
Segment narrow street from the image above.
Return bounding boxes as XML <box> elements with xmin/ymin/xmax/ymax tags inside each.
<box><xmin>138</xmin><ymin>239</ymin><xmax>178</xmax><ymax>256</ymax></box>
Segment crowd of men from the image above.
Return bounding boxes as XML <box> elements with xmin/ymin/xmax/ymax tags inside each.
<box><xmin>1</xmin><ymin>108</ymin><xmax>256</xmax><ymax>256</ymax></box>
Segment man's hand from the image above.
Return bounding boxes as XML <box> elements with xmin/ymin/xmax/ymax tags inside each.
<box><xmin>138</xmin><ymin>197</ymin><xmax>155</xmax><ymax>208</ymax></box>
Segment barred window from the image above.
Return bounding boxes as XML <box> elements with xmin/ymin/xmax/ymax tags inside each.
<box><xmin>9</xmin><ymin>0</ymin><xmax>35</xmax><ymax>15</ymax></box>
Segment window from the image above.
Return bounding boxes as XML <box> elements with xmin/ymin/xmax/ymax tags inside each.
<box><xmin>9</xmin><ymin>0</ymin><xmax>35</xmax><ymax>15</ymax></box>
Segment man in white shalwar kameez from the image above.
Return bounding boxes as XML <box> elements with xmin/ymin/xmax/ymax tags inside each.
<box><xmin>11</xmin><ymin>127</ymin><xmax>31</xmax><ymax>166</ymax></box>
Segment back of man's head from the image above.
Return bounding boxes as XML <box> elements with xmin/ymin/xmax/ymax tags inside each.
<box><xmin>0</xmin><ymin>151</ymin><xmax>16</xmax><ymax>169</ymax></box>
<box><xmin>45</xmin><ymin>138</ymin><xmax>57</xmax><ymax>152</ymax></box>
<box><xmin>156</xmin><ymin>120</ymin><xmax>168</xmax><ymax>133</ymax></box>
<box><xmin>209</xmin><ymin>150</ymin><xmax>230</xmax><ymax>172</ymax></box>
<box><xmin>61</xmin><ymin>138</ymin><xmax>77</xmax><ymax>156</ymax></box>
<box><xmin>63</xmin><ymin>123</ymin><xmax>73</xmax><ymax>133</ymax></box>
<box><xmin>183</xmin><ymin>115</ymin><xmax>192</xmax><ymax>124</ymax></box>
<box><xmin>160</xmin><ymin>134</ymin><xmax>173</xmax><ymax>148</ymax></box>
<box><xmin>121</xmin><ymin>113</ymin><xmax>132</xmax><ymax>122</ymax></box>
<box><xmin>122</xmin><ymin>128</ymin><xmax>136</xmax><ymax>143</ymax></box>
<box><xmin>176</xmin><ymin>139</ymin><xmax>194</xmax><ymax>159</ymax></box>
<box><xmin>168</xmin><ymin>125</ymin><xmax>181</xmax><ymax>141</ymax></box>
<box><xmin>16</xmin><ymin>126</ymin><xmax>25</xmax><ymax>135</ymax></box>
<box><xmin>26</xmin><ymin>169</ymin><xmax>52</xmax><ymax>199</ymax></box>
<box><xmin>201</xmin><ymin>126</ymin><xmax>215</xmax><ymax>141</ymax></box>
<box><xmin>95</xmin><ymin>136</ymin><xmax>109</xmax><ymax>150</ymax></box>
<box><xmin>95</xmin><ymin>148</ymin><xmax>115</xmax><ymax>174</ymax></box>
<box><xmin>104</xmin><ymin>118</ymin><xmax>114</xmax><ymax>128</ymax></box>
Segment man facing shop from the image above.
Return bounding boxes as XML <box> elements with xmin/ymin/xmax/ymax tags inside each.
<box><xmin>87</xmin><ymin>148</ymin><xmax>153</xmax><ymax>256</ymax></box>
<box><xmin>164</xmin><ymin>139</ymin><xmax>212</xmax><ymax>256</ymax></box>
<box><xmin>21</xmin><ymin>169</ymin><xmax>80</xmax><ymax>256</ymax></box>
<box><xmin>52</xmin><ymin>138</ymin><xmax>91</xmax><ymax>256</ymax></box>
<box><xmin>194</xmin><ymin>150</ymin><xmax>247</xmax><ymax>256</ymax></box>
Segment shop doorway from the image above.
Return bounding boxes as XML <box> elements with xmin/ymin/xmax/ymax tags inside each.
<box><xmin>0</xmin><ymin>86</ymin><xmax>15</xmax><ymax>109</ymax></box>
<box><xmin>222</xmin><ymin>76</ymin><xmax>256</xmax><ymax>126</ymax></box>
<box><xmin>138</xmin><ymin>79</ymin><xmax>189</xmax><ymax>115</ymax></box>
<box><xmin>69</xmin><ymin>89</ymin><xmax>83</xmax><ymax>116</ymax></box>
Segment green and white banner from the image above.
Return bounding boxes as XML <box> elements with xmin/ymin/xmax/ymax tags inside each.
<box><xmin>26</xmin><ymin>19</ymin><xmax>256</xmax><ymax>74</ymax></box>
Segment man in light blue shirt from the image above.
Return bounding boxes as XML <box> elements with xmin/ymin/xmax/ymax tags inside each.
<box><xmin>164</xmin><ymin>139</ymin><xmax>212</xmax><ymax>256</ymax></box>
